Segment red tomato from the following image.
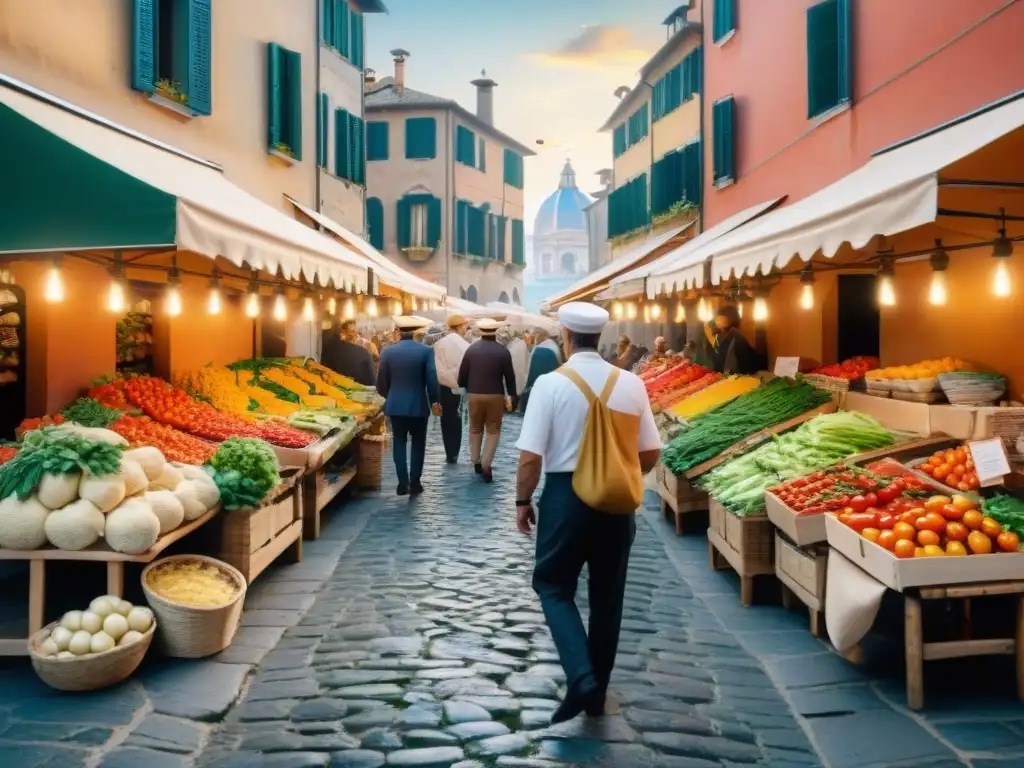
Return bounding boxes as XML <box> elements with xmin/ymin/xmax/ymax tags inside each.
<box><xmin>849</xmin><ymin>495</ymin><xmax>869</xmax><ymax>514</ymax></box>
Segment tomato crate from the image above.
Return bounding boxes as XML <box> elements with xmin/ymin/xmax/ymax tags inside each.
<box><xmin>707</xmin><ymin>499</ymin><xmax>775</xmax><ymax>607</ymax></box>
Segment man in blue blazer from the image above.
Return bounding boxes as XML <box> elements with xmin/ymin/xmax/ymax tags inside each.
<box><xmin>376</xmin><ymin>316</ymin><xmax>441</xmax><ymax>496</ymax></box>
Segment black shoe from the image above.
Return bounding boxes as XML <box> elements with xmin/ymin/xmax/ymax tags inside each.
<box><xmin>482</xmin><ymin>467</ymin><xmax>493</xmax><ymax>484</ymax></box>
<box><xmin>410</xmin><ymin>481</ymin><xmax>424</xmax><ymax>495</ymax></box>
<box><xmin>584</xmin><ymin>691</ymin><xmax>607</xmax><ymax>717</ymax></box>
<box><xmin>396</xmin><ymin>484</ymin><xmax>409</xmax><ymax>496</ymax></box>
<box><xmin>446</xmin><ymin>457</ymin><xmax>457</xmax><ymax>464</ymax></box>
<box><xmin>474</xmin><ymin>463</ymin><xmax>483</xmax><ymax>474</ymax></box>
<box><xmin>551</xmin><ymin>678</ymin><xmax>602</xmax><ymax>724</ymax></box>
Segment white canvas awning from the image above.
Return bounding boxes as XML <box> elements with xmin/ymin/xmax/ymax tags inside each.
<box><xmin>0</xmin><ymin>76</ymin><xmax>370</xmax><ymax>291</ymax></box>
<box><xmin>597</xmin><ymin>198</ymin><xmax>784</xmax><ymax>301</ymax></box>
<box><xmin>543</xmin><ymin>219</ymin><xmax>694</xmax><ymax>308</ymax></box>
<box><xmin>286</xmin><ymin>196</ymin><xmax>447</xmax><ymax>302</ymax></box>
<box><xmin>710</xmin><ymin>94</ymin><xmax>1024</xmax><ymax>283</ymax></box>
<box><xmin>484</xmin><ymin>302</ymin><xmax>559</xmax><ymax>335</ymax></box>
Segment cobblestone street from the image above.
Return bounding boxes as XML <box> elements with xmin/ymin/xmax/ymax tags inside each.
<box><xmin>2</xmin><ymin>420</ymin><xmax>1024</xmax><ymax>767</ymax></box>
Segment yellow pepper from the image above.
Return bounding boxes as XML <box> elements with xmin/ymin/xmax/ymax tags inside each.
<box><xmin>667</xmin><ymin>376</ymin><xmax>760</xmax><ymax>420</ymax></box>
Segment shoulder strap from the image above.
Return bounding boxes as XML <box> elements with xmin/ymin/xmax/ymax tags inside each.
<box><xmin>599</xmin><ymin>368</ymin><xmax>621</xmax><ymax>405</ymax></box>
<box><xmin>556</xmin><ymin>367</ymin><xmax>596</xmax><ymax>406</ymax></box>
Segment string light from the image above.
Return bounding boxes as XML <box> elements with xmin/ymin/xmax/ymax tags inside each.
<box><xmin>642</xmin><ymin>304</ymin><xmax>651</xmax><ymax>324</ymax></box>
<box><xmin>737</xmin><ymin>302</ymin><xmax>744</xmax><ymax>319</ymax></box>
<box><xmin>626</xmin><ymin>302</ymin><xmax>637</xmax><ymax>320</ymax></box>
<box><xmin>302</xmin><ymin>294</ymin><xmax>315</xmax><ymax>322</ymax></box>
<box><xmin>165</xmin><ymin>270</ymin><xmax>182</xmax><ymax>317</ymax></box>
<box><xmin>799</xmin><ymin>265</ymin><xmax>815</xmax><ymax>311</ymax></box>
<box><xmin>697</xmin><ymin>297</ymin><xmax>709</xmax><ymax>322</ymax></box>
<box><xmin>650</xmin><ymin>303</ymin><xmax>662</xmax><ymax>321</ymax></box>
<box><xmin>392</xmin><ymin>299</ymin><xmax>402</xmax><ymax>315</ymax></box>
<box><xmin>273</xmin><ymin>288</ymin><xmax>288</xmax><ymax>321</ymax></box>
<box><xmin>612</xmin><ymin>301</ymin><xmax>624</xmax><ymax>320</ymax></box>
<box><xmin>928</xmin><ymin>240</ymin><xmax>949</xmax><ymax>307</ymax></box>
<box><xmin>343</xmin><ymin>297</ymin><xmax>355</xmax><ymax>319</ymax></box>
<box><xmin>753</xmin><ymin>297</ymin><xmax>768</xmax><ymax>322</ymax></box>
<box><xmin>367</xmin><ymin>298</ymin><xmax>379</xmax><ymax>317</ymax></box>
<box><xmin>327</xmin><ymin>296</ymin><xmax>337</xmax><ymax>316</ymax></box>
<box><xmin>992</xmin><ymin>221</ymin><xmax>1013</xmax><ymax>297</ymax></box>
<box><xmin>44</xmin><ymin>261</ymin><xmax>64</xmax><ymax>303</ymax></box>
<box><xmin>107</xmin><ymin>279</ymin><xmax>126</xmax><ymax>314</ymax></box>
<box><xmin>674</xmin><ymin>301</ymin><xmax>686</xmax><ymax>323</ymax></box>
<box><xmin>207</xmin><ymin>271</ymin><xmax>222</xmax><ymax>315</ymax></box>
<box><xmin>877</xmin><ymin>257</ymin><xmax>896</xmax><ymax>307</ymax></box>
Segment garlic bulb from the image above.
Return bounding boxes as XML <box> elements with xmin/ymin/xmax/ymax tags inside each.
<box><xmin>126</xmin><ymin>606</ymin><xmax>154</xmax><ymax>633</ymax></box>
<box><xmin>89</xmin><ymin>596</ymin><xmax>116</xmax><ymax>618</ymax></box>
<box><xmin>89</xmin><ymin>632</ymin><xmax>116</xmax><ymax>654</ymax></box>
<box><xmin>60</xmin><ymin>610</ymin><xmax>83</xmax><ymax>632</ymax></box>
<box><xmin>50</xmin><ymin>626</ymin><xmax>73</xmax><ymax>651</ymax></box>
<box><xmin>39</xmin><ymin>638</ymin><xmax>59</xmax><ymax>657</ymax></box>
<box><xmin>119</xmin><ymin>630</ymin><xmax>143</xmax><ymax>646</ymax></box>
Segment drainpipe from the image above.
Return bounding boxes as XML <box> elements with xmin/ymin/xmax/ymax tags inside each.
<box><xmin>445</xmin><ymin>108</ymin><xmax>452</xmax><ymax>294</ymax></box>
<box><xmin>697</xmin><ymin>42</ymin><xmax>705</xmax><ymax>234</ymax></box>
<box><xmin>315</xmin><ymin>8</ymin><xmax>322</xmax><ymax>213</ymax></box>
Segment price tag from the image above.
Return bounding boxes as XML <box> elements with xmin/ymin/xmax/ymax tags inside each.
<box><xmin>774</xmin><ymin>357</ymin><xmax>800</xmax><ymax>378</ymax></box>
<box><xmin>968</xmin><ymin>438</ymin><xmax>1011</xmax><ymax>486</ymax></box>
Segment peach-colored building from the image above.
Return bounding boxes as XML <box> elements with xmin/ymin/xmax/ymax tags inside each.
<box><xmin>363</xmin><ymin>53</ymin><xmax>535</xmax><ymax>304</ymax></box>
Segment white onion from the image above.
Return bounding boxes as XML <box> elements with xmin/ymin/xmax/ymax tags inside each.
<box><xmin>113</xmin><ymin>598</ymin><xmax>133</xmax><ymax>616</ymax></box>
<box><xmin>102</xmin><ymin>613</ymin><xmax>129</xmax><ymax>641</ymax></box>
<box><xmin>50</xmin><ymin>626</ymin><xmax>73</xmax><ymax>651</ymax></box>
<box><xmin>80</xmin><ymin>611</ymin><xmax>103</xmax><ymax>634</ymax></box>
<box><xmin>89</xmin><ymin>632</ymin><xmax>116</xmax><ymax>653</ymax></box>
<box><xmin>119</xmin><ymin>630</ymin><xmax>143</xmax><ymax>646</ymax></box>
<box><xmin>126</xmin><ymin>606</ymin><xmax>154</xmax><ymax>633</ymax></box>
<box><xmin>89</xmin><ymin>596</ymin><xmax>115</xmax><ymax>618</ymax></box>
<box><xmin>60</xmin><ymin>610</ymin><xmax>83</xmax><ymax>632</ymax></box>
<box><xmin>68</xmin><ymin>630</ymin><xmax>92</xmax><ymax>656</ymax></box>
<box><xmin>56</xmin><ymin>650</ymin><xmax>75</xmax><ymax>659</ymax></box>
<box><xmin>39</xmin><ymin>638</ymin><xmax>59</xmax><ymax>657</ymax></box>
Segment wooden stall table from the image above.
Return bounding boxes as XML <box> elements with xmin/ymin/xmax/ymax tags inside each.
<box><xmin>707</xmin><ymin>499</ymin><xmax>775</xmax><ymax>607</ymax></box>
<box><xmin>0</xmin><ymin>505</ymin><xmax>221</xmax><ymax>656</ymax></box>
<box><xmin>904</xmin><ymin>580</ymin><xmax>1024</xmax><ymax>710</ymax></box>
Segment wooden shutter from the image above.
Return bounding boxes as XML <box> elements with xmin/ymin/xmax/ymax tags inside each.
<box><xmin>336</xmin><ymin>0</ymin><xmax>350</xmax><ymax>58</ymax></box>
<box><xmin>334</xmin><ymin>109</ymin><xmax>351</xmax><ymax>178</ymax></box>
<box><xmin>497</xmin><ymin>216</ymin><xmax>507</xmax><ymax>261</ymax></box>
<box><xmin>714</xmin><ymin>0</ymin><xmax>736</xmax><ymax>42</ymax></box>
<box><xmin>131</xmin><ymin>0</ymin><xmax>156</xmax><ymax>94</ymax></box>
<box><xmin>406</xmin><ymin>117</ymin><xmax>436</xmax><ymax>159</ymax></box>
<box><xmin>613</xmin><ymin>125</ymin><xmax>627</xmax><ymax>158</ymax></box>
<box><xmin>682</xmin><ymin>140</ymin><xmax>701</xmax><ymax>206</ymax></box>
<box><xmin>467</xmin><ymin>206</ymin><xmax>486</xmax><ymax>257</ymax></box>
<box><xmin>837</xmin><ymin>0</ymin><xmax>851</xmax><ymax>106</ymax></box>
<box><xmin>366</xmin><ymin>198</ymin><xmax>384</xmax><ymax>250</ymax></box>
<box><xmin>347</xmin><ymin>113</ymin><xmax>360</xmax><ymax>183</ymax></box>
<box><xmin>367</xmin><ymin>121</ymin><xmax>388</xmax><ymax>161</ymax></box>
<box><xmin>266</xmin><ymin>43</ymin><xmax>282</xmax><ymax>150</ymax></box>
<box><xmin>396</xmin><ymin>198</ymin><xmax>411</xmax><ymax>248</ymax></box>
<box><xmin>427</xmin><ymin>197</ymin><xmax>442</xmax><ymax>248</ymax></box>
<box><xmin>316</xmin><ymin>93</ymin><xmax>328</xmax><ymax>167</ymax></box>
<box><xmin>322</xmin><ymin>0</ymin><xmax>334</xmax><ymax>46</ymax></box>
<box><xmin>511</xmin><ymin>219</ymin><xmax>524</xmax><ymax>264</ymax></box>
<box><xmin>284</xmin><ymin>49</ymin><xmax>302</xmax><ymax>160</ymax></box>
<box><xmin>350</xmin><ymin>8</ymin><xmax>364</xmax><ymax>69</ymax></box>
<box><xmin>713</xmin><ymin>98</ymin><xmax>736</xmax><ymax>184</ymax></box>
<box><xmin>807</xmin><ymin>0</ymin><xmax>842</xmax><ymax>118</ymax></box>
<box><xmin>181</xmin><ymin>0</ymin><xmax>212</xmax><ymax>115</ymax></box>
<box><xmin>456</xmin><ymin>126</ymin><xmax>475</xmax><ymax>166</ymax></box>
<box><xmin>455</xmin><ymin>200</ymin><xmax>468</xmax><ymax>254</ymax></box>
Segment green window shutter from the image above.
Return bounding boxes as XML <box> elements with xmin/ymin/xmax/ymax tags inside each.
<box><xmin>713</xmin><ymin>97</ymin><xmax>736</xmax><ymax>185</ymax></box>
<box><xmin>456</xmin><ymin>126</ymin><xmax>475</xmax><ymax>166</ymax></box>
<box><xmin>284</xmin><ymin>49</ymin><xmax>302</xmax><ymax>160</ymax></box>
<box><xmin>682</xmin><ymin>140</ymin><xmax>701</xmax><ymax>207</ymax></box>
<box><xmin>478</xmin><ymin>138</ymin><xmax>486</xmax><ymax>172</ymax></box>
<box><xmin>266</xmin><ymin>43</ymin><xmax>282</xmax><ymax>150</ymax></box>
<box><xmin>396</xmin><ymin>198</ymin><xmax>411</xmax><ymax>249</ymax></box>
<box><xmin>350</xmin><ymin>8</ymin><xmax>364</xmax><ymax>69</ymax></box>
<box><xmin>807</xmin><ymin>0</ymin><xmax>850</xmax><ymax>118</ymax></box>
<box><xmin>713</xmin><ymin>0</ymin><xmax>736</xmax><ymax>43</ymax></box>
<box><xmin>366</xmin><ymin>197</ymin><xmax>384</xmax><ymax>250</ymax></box>
<box><xmin>336</xmin><ymin>0</ymin><xmax>350</xmax><ymax>58</ymax></box>
<box><xmin>427</xmin><ymin>197</ymin><xmax>442</xmax><ymax>248</ymax></box>
<box><xmin>497</xmin><ymin>216</ymin><xmax>507</xmax><ymax>261</ymax></box>
<box><xmin>405</xmin><ymin>117</ymin><xmax>436</xmax><ymax>159</ymax></box>
<box><xmin>613</xmin><ymin>124</ymin><xmax>627</xmax><ymax>158</ymax></box>
<box><xmin>837</xmin><ymin>0</ymin><xmax>852</xmax><ymax>106</ymax></box>
<box><xmin>454</xmin><ymin>200</ymin><xmax>468</xmax><ymax>254</ymax></box>
<box><xmin>347</xmin><ymin>112</ymin><xmax>360</xmax><ymax>183</ymax></box>
<box><xmin>367</xmin><ymin>121</ymin><xmax>389</xmax><ymax>161</ymax></box>
<box><xmin>131</xmin><ymin>0</ymin><xmax>156</xmax><ymax>93</ymax></box>
<box><xmin>503</xmin><ymin>149</ymin><xmax>523</xmax><ymax>188</ymax></box>
<box><xmin>511</xmin><ymin>219</ymin><xmax>524</xmax><ymax>265</ymax></box>
<box><xmin>651</xmin><ymin>150</ymin><xmax>682</xmax><ymax>217</ymax></box>
<box><xmin>182</xmin><ymin>0</ymin><xmax>212</xmax><ymax>115</ymax></box>
<box><xmin>316</xmin><ymin>93</ymin><xmax>328</xmax><ymax>167</ymax></box>
<box><xmin>467</xmin><ymin>206</ymin><xmax>485</xmax><ymax>257</ymax></box>
<box><xmin>322</xmin><ymin>0</ymin><xmax>334</xmax><ymax>46</ymax></box>
<box><xmin>334</xmin><ymin>109</ymin><xmax>350</xmax><ymax>178</ymax></box>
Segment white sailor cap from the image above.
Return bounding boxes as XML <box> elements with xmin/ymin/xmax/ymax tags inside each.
<box><xmin>557</xmin><ymin>302</ymin><xmax>609</xmax><ymax>334</ymax></box>
<box><xmin>394</xmin><ymin>315</ymin><xmax>431</xmax><ymax>331</ymax></box>
<box><xmin>475</xmin><ymin>317</ymin><xmax>503</xmax><ymax>333</ymax></box>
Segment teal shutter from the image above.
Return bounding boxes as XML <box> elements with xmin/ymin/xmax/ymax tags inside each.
<box><xmin>427</xmin><ymin>197</ymin><xmax>441</xmax><ymax>248</ymax></box>
<box><xmin>713</xmin><ymin>97</ymin><xmax>736</xmax><ymax>184</ymax></box>
<box><xmin>366</xmin><ymin>197</ymin><xmax>384</xmax><ymax>249</ymax></box>
<box><xmin>651</xmin><ymin>150</ymin><xmax>681</xmax><ymax>216</ymax></box>
<box><xmin>807</xmin><ymin>0</ymin><xmax>850</xmax><ymax>118</ymax></box>
<box><xmin>335</xmin><ymin>0</ymin><xmax>350</xmax><ymax>58</ymax></box>
<box><xmin>131</xmin><ymin>0</ymin><xmax>156</xmax><ymax>93</ymax></box>
<box><xmin>367</xmin><ymin>121</ymin><xmax>389</xmax><ymax>161</ymax></box>
<box><xmin>316</xmin><ymin>93</ymin><xmax>329</xmax><ymax>168</ymax></box>
<box><xmin>284</xmin><ymin>49</ymin><xmax>302</xmax><ymax>160</ymax></box>
<box><xmin>347</xmin><ymin>113</ymin><xmax>360</xmax><ymax>182</ymax></box>
<box><xmin>396</xmin><ymin>198</ymin><xmax>411</xmax><ymax>248</ymax></box>
<box><xmin>467</xmin><ymin>207</ymin><xmax>485</xmax><ymax>256</ymax></box>
<box><xmin>182</xmin><ymin>0</ymin><xmax>212</xmax><ymax>114</ymax></box>
<box><xmin>503</xmin><ymin>150</ymin><xmax>523</xmax><ymax>188</ymax></box>
<box><xmin>405</xmin><ymin>117</ymin><xmax>436</xmax><ymax>159</ymax></box>
<box><xmin>350</xmin><ymin>8</ymin><xmax>364</xmax><ymax>69</ymax></box>
<box><xmin>713</xmin><ymin>0</ymin><xmax>736</xmax><ymax>42</ymax></box>
<box><xmin>511</xmin><ymin>219</ymin><xmax>524</xmax><ymax>265</ymax></box>
<box><xmin>837</xmin><ymin>0</ymin><xmax>852</xmax><ymax>106</ymax></box>
<box><xmin>456</xmin><ymin>126</ymin><xmax>475</xmax><ymax>166</ymax></box>
<box><xmin>334</xmin><ymin>108</ymin><xmax>350</xmax><ymax>178</ymax></box>
<box><xmin>496</xmin><ymin>216</ymin><xmax>507</xmax><ymax>261</ymax></box>
<box><xmin>682</xmin><ymin>140</ymin><xmax>701</xmax><ymax>206</ymax></box>
<box><xmin>478</xmin><ymin>138</ymin><xmax>486</xmax><ymax>171</ymax></box>
<box><xmin>454</xmin><ymin>200</ymin><xmax>468</xmax><ymax>254</ymax></box>
<box><xmin>266</xmin><ymin>43</ymin><xmax>282</xmax><ymax>150</ymax></box>
<box><xmin>322</xmin><ymin>0</ymin><xmax>334</xmax><ymax>46</ymax></box>
<box><xmin>613</xmin><ymin>124</ymin><xmax>627</xmax><ymax>158</ymax></box>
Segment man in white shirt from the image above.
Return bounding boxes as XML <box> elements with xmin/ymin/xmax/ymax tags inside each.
<box><xmin>514</xmin><ymin>302</ymin><xmax>661</xmax><ymax>724</ymax></box>
<box><xmin>432</xmin><ymin>314</ymin><xmax>470</xmax><ymax>464</ymax></box>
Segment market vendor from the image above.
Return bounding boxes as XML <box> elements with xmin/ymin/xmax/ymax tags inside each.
<box><xmin>321</xmin><ymin>320</ymin><xmax>376</xmax><ymax>387</ymax></box>
<box><xmin>705</xmin><ymin>305</ymin><xmax>762</xmax><ymax>375</ymax></box>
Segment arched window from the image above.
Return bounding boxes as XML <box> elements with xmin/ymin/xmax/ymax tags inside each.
<box><xmin>466</xmin><ymin>285</ymin><xmax>478</xmax><ymax>303</ymax></box>
<box><xmin>561</xmin><ymin>252</ymin><xmax>576</xmax><ymax>274</ymax></box>
<box><xmin>498</xmin><ymin>291</ymin><xmax>510</xmax><ymax>303</ymax></box>
<box><xmin>512</xmin><ymin>288</ymin><xmax>521</xmax><ymax>305</ymax></box>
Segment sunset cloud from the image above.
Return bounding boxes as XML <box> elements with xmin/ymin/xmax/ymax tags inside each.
<box><xmin>526</xmin><ymin>25</ymin><xmax>656</xmax><ymax>70</ymax></box>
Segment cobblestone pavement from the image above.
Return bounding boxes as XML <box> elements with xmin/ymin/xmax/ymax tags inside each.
<box><xmin>2</xmin><ymin>418</ymin><xmax>1024</xmax><ymax>767</ymax></box>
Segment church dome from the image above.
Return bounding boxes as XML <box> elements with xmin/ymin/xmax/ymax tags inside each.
<box><xmin>533</xmin><ymin>160</ymin><xmax>593</xmax><ymax>237</ymax></box>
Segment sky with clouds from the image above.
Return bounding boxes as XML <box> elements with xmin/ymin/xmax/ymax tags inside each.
<box><xmin>365</xmin><ymin>0</ymin><xmax>670</xmax><ymax>233</ymax></box>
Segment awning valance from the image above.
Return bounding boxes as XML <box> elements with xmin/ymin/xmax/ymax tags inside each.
<box><xmin>710</xmin><ymin>93</ymin><xmax>1024</xmax><ymax>284</ymax></box>
<box><xmin>543</xmin><ymin>218</ymin><xmax>694</xmax><ymax>308</ymax></box>
<box><xmin>0</xmin><ymin>76</ymin><xmax>370</xmax><ymax>292</ymax></box>
<box><xmin>285</xmin><ymin>197</ymin><xmax>446</xmax><ymax>302</ymax></box>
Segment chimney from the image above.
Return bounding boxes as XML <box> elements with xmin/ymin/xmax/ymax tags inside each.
<box><xmin>364</xmin><ymin>68</ymin><xmax>377</xmax><ymax>88</ymax></box>
<box><xmin>390</xmin><ymin>49</ymin><xmax>410</xmax><ymax>95</ymax></box>
<box><xmin>471</xmin><ymin>70</ymin><xmax>497</xmax><ymax>126</ymax></box>
<box><xmin>597</xmin><ymin>169</ymin><xmax>613</xmax><ymax>188</ymax></box>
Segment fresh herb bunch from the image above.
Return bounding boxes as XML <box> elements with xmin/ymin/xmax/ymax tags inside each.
<box><xmin>59</xmin><ymin>397</ymin><xmax>123</xmax><ymax>428</ymax></box>
<box><xmin>209</xmin><ymin>437</ymin><xmax>280</xmax><ymax>510</ymax></box>
<box><xmin>0</xmin><ymin>427</ymin><xmax>125</xmax><ymax>500</ymax></box>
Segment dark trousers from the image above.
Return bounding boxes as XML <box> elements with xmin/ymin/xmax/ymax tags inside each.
<box><xmin>532</xmin><ymin>472</ymin><xmax>636</xmax><ymax>695</ymax></box>
<box><xmin>389</xmin><ymin>416</ymin><xmax>428</xmax><ymax>487</ymax></box>
<box><xmin>439</xmin><ymin>386</ymin><xmax>462</xmax><ymax>461</ymax></box>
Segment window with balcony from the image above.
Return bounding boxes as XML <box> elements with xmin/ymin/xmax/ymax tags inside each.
<box><xmin>652</xmin><ymin>140</ymin><xmax>701</xmax><ymax>217</ymax></box>
<box><xmin>131</xmin><ymin>0</ymin><xmax>212</xmax><ymax>115</ymax></box>
<box><xmin>267</xmin><ymin>43</ymin><xmax>302</xmax><ymax>160</ymax></box>
<box><xmin>397</xmin><ymin>194</ymin><xmax>441</xmax><ymax>255</ymax></box>
<box><xmin>807</xmin><ymin>0</ymin><xmax>851</xmax><ymax>118</ymax></box>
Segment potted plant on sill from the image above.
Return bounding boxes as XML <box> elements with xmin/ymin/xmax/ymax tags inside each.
<box><xmin>402</xmin><ymin>245</ymin><xmax>435</xmax><ymax>262</ymax></box>
<box><xmin>155</xmin><ymin>80</ymin><xmax>188</xmax><ymax>106</ymax></box>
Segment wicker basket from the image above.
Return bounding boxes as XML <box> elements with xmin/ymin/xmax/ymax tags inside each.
<box><xmin>356</xmin><ymin>433</ymin><xmax>389</xmax><ymax>489</ymax></box>
<box><xmin>141</xmin><ymin>555</ymin><xmax>246</xmax><ymax>659</ymax></box>
<box><xmin>28</xmin><ymin>620</ymin><xmax>155</xmax><ymax>692</ymax></box>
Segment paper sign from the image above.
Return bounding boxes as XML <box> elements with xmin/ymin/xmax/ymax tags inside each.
<box><xmin>774</xmin><ymin>357</ymin><xmax>800</xmax><ymax>378</ymax></box>
<box><xmin>968</xmin><ymin>438</ymin><xmax>1011</xmax><ymax>486</ymax></box>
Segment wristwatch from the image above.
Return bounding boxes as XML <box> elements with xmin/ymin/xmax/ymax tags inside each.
<box><xmin>515</xmin><ymin>499</ymin><xmax>533</xmax><ymax>507</ymax></box>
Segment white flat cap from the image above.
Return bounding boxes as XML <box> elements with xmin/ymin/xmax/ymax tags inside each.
<box><xmin>557</xmin><ymin>302</ymin><xmax>609</xmax><ymax>334</ymax></box>
<box><xmin>476</xmin><ymin>317</ymin><xmax>503</xmax><ymax>332</ymax></box>
<box><xmin>394</xmin><ymin>315</ymin><xmax>431</xmax><ymax>331</ymax></box>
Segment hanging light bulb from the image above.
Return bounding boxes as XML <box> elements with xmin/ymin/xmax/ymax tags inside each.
<box><xmin>928</xmin><ymin>240</ymin><xmax>949</xmax><ymax>307</ymax></box>
<box><xmin>753</xmin><ymin>297</ymin><xmax>768</xmax><ymax>322</ymax></box>
<box><xmin>367</xmin><ymin>298</ymin><xmax>379</xmax><ymax>317</ymax></box>
<box><xmin>107</xmin><ymin>278</ymin><xmax>126</xmax><ymax>314</ymax></box>
<box><xmin>674</xmin><ymin>301</ymin><xmax>686</xmax><ymax>324</ymax></box>
<box><xmin>642</xmin><ymin>304</ymin><xmax>651</xmax><ymax>324</ymax></box>
<box><xmin>612</xmin><ymin>301</ymin><xmax>624</xmax><ymax>320</ymax></box>
<box><xmin>207</xmin><ymin>271</ymin><xmax>222</xmax><ymax>315</ymax></box>
<box><xmin>273</xmin><ymin>288</ymin><xmax>288</xmax><ymax>321</ymax></box>
<box><xmin>877</xmin><ymin>257</ymin><xmax>896</xmax><ymax>307</ymax></box>
<box><xmin>737</xmin><ymin>302</ymin><xmax>744</xmax><ymax>319</ymax></box>
<box><xmin>245</xmin><ymin>280</ymin><xmax>261</xmax><ymax>318</ymax></box>
<box><xmin>799</xmin><ymin>265</ymin><xmax>815</xmax><ymax>311</ymax></box>
<box><xmin>343</xmin><ymin>297</ymin><xmax>355</xmax><ymax>319</ymax></box>
<box><xmin>44</xmin><ymin>261</ymin><xmax>65</xmax><ymax>303</ymax></box>
<box><xmin>302</xmin><ymin>294</ymin><xmax>315</xmax><ymax>322</ymax></box>
<box><xmin>697</xmin><ymin>297</ymin><xmax>708</xmax><ymax>322</ymax></box>
<box><xmin>626</xmin><ymin>302</ymin><xmax>637</xmax><ymax>320</ymax></box>
<box><xmin>327</xmin><ymin>295</ymin><xmax>337</xmax><ymax>316</ymax></box>
<box><xmin>991</xmin><ymin>219</ymin><xmax>1013</xmax><ymax>297</ymax></box>
<box><xmin>165</xmin><ymin>269</ymin><xmax>182</xmax><ymax>317</ymax></box>
<box><xmin>650</xmin><ymin>303</ymin><xmax>662</xmax><ymax>321</ymax></box>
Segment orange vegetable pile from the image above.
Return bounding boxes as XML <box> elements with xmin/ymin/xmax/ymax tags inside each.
<box><xmin>915</xmin><ymin>444</ymin><xmax>980</xmax><ymax>491</ymax></box>
<box><xmin>109</xmin><ymin>414</ymin><xmax>216</xmax><ymax>465</ymax></box>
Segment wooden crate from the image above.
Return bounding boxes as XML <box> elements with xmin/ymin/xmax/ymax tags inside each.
<box><xmin>707</xmin><ymin>499</ymin><xmax>774</xmax><ymax>607</ymax></box>
<box><xmin>658</xmin><ymin>468</ymin><xmax>710</xmax><ymax>536</ymax></box>
<box><xmin>775</xmin><ymin>533</ymin><xmax>828</xmax><ymax>637</ymax></box>
<box><xmin>302</xmin><ymin>462</ymin><xmax>358</xmax><ymax>540</ymax></box>
<box><xmin>219</xmin><ymin>468</ymin><xmax>303</xmax><ymax>584</ymax></box>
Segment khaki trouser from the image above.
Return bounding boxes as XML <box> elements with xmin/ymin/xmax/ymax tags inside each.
<box><xmin>468</xmin><ymin>394</ymin><xmax>505</xmax><ymax>469</ymax></box>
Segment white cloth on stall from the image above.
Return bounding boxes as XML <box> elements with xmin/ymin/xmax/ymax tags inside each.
<box><xmin>824</xmin><ymin>551</ymin><xmax>887</xmax><ymax>652</ymax></box>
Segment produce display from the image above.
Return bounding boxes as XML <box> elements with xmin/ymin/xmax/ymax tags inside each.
<box><xmin>865</xmin><ymin>357</ymin><xmax>969</xmax><ymax>393</ymax></box>
<box><xmin>700</xmin><ymin>412</ymin><xmax>895</xmax><ymax>515</ymax></box>
<box><xmin>914</xmin><ymin>444</ymin><xmax>980</xmax><ymax>491</ymax></box>
<box><xmin>60</xmin><ymin>398</ymin><xmax>124</xmax><ymax>429</ymax></box>
<box><xmin>983</xmin><ymin>494</ymin><xmax>1024</xmax><ymax>542</ymax></box>
<box><xmin>208</xmin><ymin>438</ymin><xmax>281</xmax><ymax>510</ymax></box>
<box><xmin>835</xmin><ymin>485</ymin><xmax>1020</xmax><ymax>558</ymax></box>
<box><xmin>146</xmin><ymin>559</ymin><xmax>241</xmax><ymax>608</ymax></box>
<box><xmin>664</xmin><ymin>376</ymin><xmax>760</xmax><ymax>421</ymax></box>
<box><xmin>108</xmin><ymin>414</ymin><xmax>217</xmax><ymax>465</ymax></box>
<box><xmin>0</xmin><ymin>446</ymin><xmax>16</xmax><ymax>464</ymax></box>
<box><xmin>662</xmin><ymin>379</ymin><xmax>833</xmax><ymax>474</ymax></box>
<box><xmin>810</xmin><ymin>356</ymin><xmax>879</xmax><ymax>380</ymax></box>
<box><xmin>644</xmin><ymin>362</ymin><xmax>705</xmax><ymax>397</ymax></box>
<box><xmin>36</xmin><ymin>596</ymin><xmax>154</xmax><ymax>658</ymax></box>
<box><xmin>657</xmin><ymin>372</ymin><xmax>722</xmax><ymax>412</ymax></box>
<box><xmin>116</xmin><ymin>312</ymin><xmax>153</xmax><ymax>373</ymax></box>
<box><xmin>228</xmin><ymin>358</ymin><xmax>379</xmax><ymax>417</ymax></box>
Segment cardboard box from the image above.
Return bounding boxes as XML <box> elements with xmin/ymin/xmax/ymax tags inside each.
<box><xmin>824</xmin><ymin>514</ymin><xmax>1024</xmax><ymax>591</ymax></box>
<box><xmin>765</xmin><ymin>492</ymin><xmax>826</xmax><ymax>546</ymax></box>
<box><xmin>843</xmin><ymin>392</ymin><xmax>932</xmax><ymax>435</ymax></box>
